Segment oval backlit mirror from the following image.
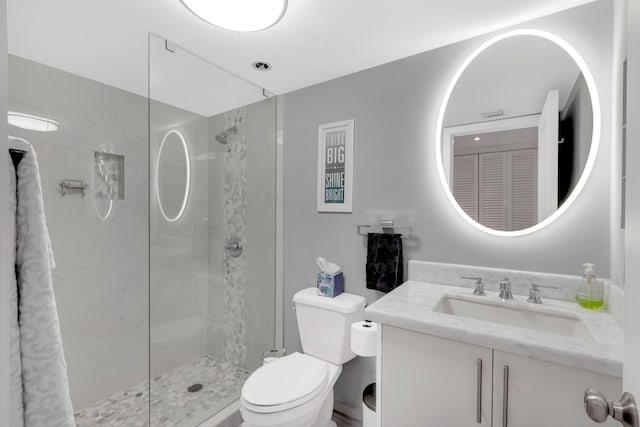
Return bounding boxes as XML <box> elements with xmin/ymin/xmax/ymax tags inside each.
<box><xmin>156</xmin><ymin>129</ymin><xmax>190</xmax><ymax>222</ymax></box>
<box><xmin>436</xmin><ymin>30</ymin><xmax>600</xmax><ymax>236</ymax></box>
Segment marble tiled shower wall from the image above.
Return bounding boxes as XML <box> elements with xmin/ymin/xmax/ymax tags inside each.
<box><xmin>208</xmin><ymin>100</ymin><xmax>277</xmax><ymax>372</ymax></box>
<box><xmin>221</xmin><ymin>107</ymin><xmax>248</xmax><ymax>367</ymax></box>
<box><xmin>8</xmin><ymin>55</ymin><xmax>149</xmax><ymax>410</ymax></box>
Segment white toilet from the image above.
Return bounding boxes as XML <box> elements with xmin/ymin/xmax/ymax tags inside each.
<box><xmin>240</xmin><ymin>287</ymin><xmax>366</xmax><ymax>427</ymax></box>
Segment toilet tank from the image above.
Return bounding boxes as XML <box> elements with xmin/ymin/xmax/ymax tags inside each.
<box><xmin>293</xmin><ymin>288</ymin><xmax>366</xmax><ymax>365</ymax></box>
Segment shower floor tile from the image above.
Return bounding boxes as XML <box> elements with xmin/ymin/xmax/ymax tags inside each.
<box><xmin>74</xmin><ymin>355</ymin><xmax>250</xmax><ymax>427</ymax></box>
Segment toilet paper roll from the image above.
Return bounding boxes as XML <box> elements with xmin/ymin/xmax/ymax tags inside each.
<box><xmin>351</xmin><ymin>321</ymin><xmax>378</xmax><ymax>357</ymax></box>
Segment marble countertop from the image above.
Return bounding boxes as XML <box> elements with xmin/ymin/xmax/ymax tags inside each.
<box><xmin>365</xmin><ymin>281</ymin><xmax>623</xmax><ymax>377</ymax></box>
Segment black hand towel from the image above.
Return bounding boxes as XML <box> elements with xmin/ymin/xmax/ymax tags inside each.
<box><xmin>366</xmin><ymin>233</ymin><xmax>403</xmax><ymax>293</ymax></box>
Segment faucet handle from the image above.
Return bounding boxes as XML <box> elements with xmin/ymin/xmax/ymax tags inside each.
<box><xmin>498</xmin><ymin>276</ymin><xmax>514</xmax><ymax>300</ymax></box>
<box><xmin>527</xmin><ymin>284</ymin><xmax>542</xmax><ymax>304</ymax></box>
<box><xmin>527</xmin><ymin>283</ymin><xmax>557</xmax><ymax>304</ymax></box>
<box><xmin>462</xmin><ymin>276</ymin><xmax>486</xmax><ymax>296</ymax></box>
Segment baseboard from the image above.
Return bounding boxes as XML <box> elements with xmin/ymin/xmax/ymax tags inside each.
<box><xmin>198</xmin><ymin>400</ymin><xmax>241</xmax><ymax>427</ymax></box>
<box><xmin>198</xmin><ymin>400</ymin><xmax>362</xmax><ymax>426</ymax></box>
<box><xmin>334</xmin><ymin>400</ymin><xmax>363</xmax><ymax>422</ymax></box>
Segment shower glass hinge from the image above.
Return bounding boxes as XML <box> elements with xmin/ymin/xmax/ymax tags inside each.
<box><xmin>165</xmin><ymin>40</ymin><xmax>177</xmax><ymax>53</ymax></box>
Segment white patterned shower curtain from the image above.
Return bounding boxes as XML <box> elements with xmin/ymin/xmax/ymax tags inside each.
<box><xmin>8</xmin><ymin>148</ymin><xmax>75</xmax><ymax>427</ymax></box>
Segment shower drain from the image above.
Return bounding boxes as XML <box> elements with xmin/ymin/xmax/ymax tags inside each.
<box><xmin>187</xmin><ymin>383</ymin><xmax>203</xmax><ymax>393</ymax></box>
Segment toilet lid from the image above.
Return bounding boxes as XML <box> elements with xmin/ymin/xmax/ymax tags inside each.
<box><xmin>242</xmin><ymin>352</ymin><xmax>329</xmax><ymax>410</ymax></box>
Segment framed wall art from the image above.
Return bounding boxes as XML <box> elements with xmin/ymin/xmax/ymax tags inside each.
<box><xmin>317</xmin><ymin>119</ymin><xmax>354</xmax><ymax>212</ymax></box>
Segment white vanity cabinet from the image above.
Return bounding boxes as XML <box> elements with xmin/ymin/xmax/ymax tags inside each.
<box><xmin>492</xmin><ymin>350</ymin><xmax>620</xmax><ymax>427</ymax></box>
<box><xmin>381</xmin><ymin>325</ymin><xmax>493</xmax><ymax>426</ymax></box>
<box><xmin>381</xmin><ymin>325</ymin><xmax>621</xmax><ymax>427</ymax></box>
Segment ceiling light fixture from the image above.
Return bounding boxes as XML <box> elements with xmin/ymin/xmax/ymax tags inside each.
<box><xmin>8</xmin><ymin>111</ymin><xmax>59</xmax><ymax>132</ymax></box>
<box><xmin>180</xmin><ymin>0</ymin><xmax>287</xmax><ymax>32</ymax></box>
<box><xmin>474</xmin><ymin>137</ymin><xmax>481</xmax><ymax>141</ymax></box>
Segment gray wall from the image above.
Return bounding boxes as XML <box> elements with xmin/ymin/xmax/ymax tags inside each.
<box><xmin>245</xmin><ymin>99</ymin><xmax>278</xmax><ymax>371</ymax></box>
<box><xmin>625</xmin><ymin>0</ymin><xmax>640</xmax><ymax>394</ymax></box>
<box><xmin>207</xmin><ymin>113</ymin><xmax>225</xmax><ymax>360</ymax></box>
<box><xmin>609</xmin><ymin>0</ymin><xmax>626</xmax><ymax>291</ymax></box>
<box><xmin>0</xmin><ymin>0</ymin><xmax>10</xmax><ymax>422</ymax></box>
<box><xmin>282</xmin><ymin>1</ymin><xmax>614</xmax><ymax>409</ymax></box>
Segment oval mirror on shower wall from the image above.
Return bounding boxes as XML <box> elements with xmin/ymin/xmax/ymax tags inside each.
<box><xmin>156</xmin><ymin>129</ymin><xmax>190</xmax><ymax>222</ymax></box>
<box><xmin>436</xmin><ymin>30</ymin><xmax>600</xmax><ymax>236</ymax></box>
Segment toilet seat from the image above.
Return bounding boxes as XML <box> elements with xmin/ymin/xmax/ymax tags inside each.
<box><xmin>241</xmin><ymin>353</ymin><xmax>329</xmax><ymax>414</ymax></box>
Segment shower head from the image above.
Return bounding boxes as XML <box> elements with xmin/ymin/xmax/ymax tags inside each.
<box><xmin>215</xmin><ymin>133</ymin><xmax>228</xmax><ymax>145</ymax></box>
<box><xmin>215</xmin><ymin>125</ymin><xmax>238</xmax><ymax>145</ymax></box>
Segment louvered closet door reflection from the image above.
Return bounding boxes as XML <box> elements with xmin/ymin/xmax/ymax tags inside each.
<box><xmin>510</xmin><ymin>149</ymin><xmax>538</xmax><ymax>231</ymax></box>
<box><xmin>453</xmin><ymin>155</ymin><xmax>479</xmax><ymax>221</ymax></box>
<box><xmin>479</xmin><ymin>152</ymin><xmax>508</xmax><ymax>231</ymax></box>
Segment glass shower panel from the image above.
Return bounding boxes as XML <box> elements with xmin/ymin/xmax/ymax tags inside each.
<box><xmin>149</xmin><ymin>34</ymin><xmax>277</xmax><ymax>426</ymax></box>
<box><xmin>8</xmin><ymin>54</ymin><xmax>150</xmax><ymax>426</ymax></box>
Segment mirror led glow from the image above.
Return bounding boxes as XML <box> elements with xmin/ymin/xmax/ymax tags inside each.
<box><xmin>435</xmin><ymin>29</ymin><xmax>601</xmax><ymax>237</ymax></box>
<box><xmin>8</xmin><ymin>112</ymin><xmax>58</xmax><ymax>132</ymax></box>
<box><xmin>180</xmin><ymin>0</ymin><xmax>287</xmax><ymax>32</ymax></box>
<box><xmin>156</xmin><ymin>130</ymin><xmax>191</xmax><ymax>222</ymax></box>
<box><xmin>96</xmin><ymin>200</ymin><xmax>114</xmax><ymax>221</ymax></box>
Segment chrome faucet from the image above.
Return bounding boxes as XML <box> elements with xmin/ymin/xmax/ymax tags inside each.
<box><xmin>498</xmin><ymin>276</ymin><xmax>513</xmax><ymax>301</ymax></box>
<box><xmin>527</xmin><ymin>283</ymin><xmax>543</xmax><ymax>304</ymax></box>
<box><xmin>526</xmin><ymin>283</ymin><xmax>558</xmax><ymax>304</ymax></box>
<box><xmin>462</xmin><ymin>276</ymin><xmax>486</xmax><ymax>296</ymax></box>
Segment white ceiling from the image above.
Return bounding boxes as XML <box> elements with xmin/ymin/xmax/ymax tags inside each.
<box><xmin>444</xmin><ymin>35</ymin><xmax>580</xmax><ymax>127</ymax></box>
<box><xmin>7</xmin><ymin>0</ymin><xmax>596</xmax><ymax>115</ymax></box>
<box><xmin>454</xmin><ymin>127</ymin><xmax>538</xmax><ymax>151</ymax></box>
<box><xmin>149</xmin><ymin>35</ymin><xmax>266</xmax><ymax>116</ymax></box>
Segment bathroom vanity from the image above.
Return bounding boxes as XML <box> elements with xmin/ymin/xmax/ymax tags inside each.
<box><xmin>365</xmin><ymin>273</ymin><xmax>623</xmax><ymax>427</ymax></box>
<box><xmin>365</xmin><ymin>19</ymin><xmax>628</xmax><ymax>426</ymax></box>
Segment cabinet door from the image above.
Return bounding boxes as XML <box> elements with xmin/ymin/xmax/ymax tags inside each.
<box><xmin>381</xmin><ymin>326</ymin><xmax>493</xmax><ymax>426</ymax></box>
<box><xmin>509</xmin><ymin>149</ymin><xmax>537</xmax><ymax>231</ymax></box>
<box><xmin>479</xmin><ymin>151</ymin><xmax>508</xmax><ymax>231</ymax></box>
<box><xmin>454</xmin><ymin>154</ymin><xmax>479</xmax><ymax>221</ymax></box>
<box><xmin>493</xmin><ymin>350</ymin><xmax>621</xmax><ymax>427</ymax></box>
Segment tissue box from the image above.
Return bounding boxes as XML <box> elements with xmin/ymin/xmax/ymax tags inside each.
<box><xmin>317</xmin><ymin>272</ymin><xmax>344</xmax><ymax>297</ymax></box>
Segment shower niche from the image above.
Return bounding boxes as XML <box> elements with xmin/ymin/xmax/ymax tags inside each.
<box><xmin>94</xmin><ymin>151</ymin><xmax>125</xmax><ymax>200</ymax></box>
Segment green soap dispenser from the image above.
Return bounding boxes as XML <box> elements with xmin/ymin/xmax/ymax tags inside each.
<box><xmin>575</xmin><ymin>263</ymin><xmax>604</xmax><ymax>309</ymax></box>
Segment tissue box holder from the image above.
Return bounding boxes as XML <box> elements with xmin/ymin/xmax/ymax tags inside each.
<box><xmin>317</xmin><ymin>272</ymin><xmax>344</xmax><ymax>297</ymax></box>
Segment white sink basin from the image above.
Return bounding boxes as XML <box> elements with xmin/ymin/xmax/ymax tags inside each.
<box><xmin>434</xmin><ymin>295</ymin><xmax>593</xmax><ymax>340</ymax></box>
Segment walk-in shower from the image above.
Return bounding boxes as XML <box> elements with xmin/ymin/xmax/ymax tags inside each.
<box><xmin>8</xmin><ymin>29</ymin><xmax>279</xmax><ymax>426</ymax></box>
<box><xmin>147</xmin><ymin>34</ymin><xmax>279</xmax><ymax>426</ymax></box>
